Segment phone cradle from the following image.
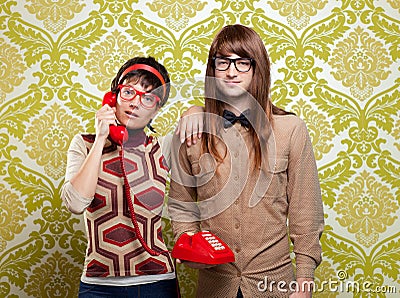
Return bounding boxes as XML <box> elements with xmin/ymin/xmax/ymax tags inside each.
<box><xmin>171</xmin><ymin>231</ymin><xmax>235</xmax><ymax>265</ymax></box>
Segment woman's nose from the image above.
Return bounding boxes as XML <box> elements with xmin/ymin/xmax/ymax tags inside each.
<box><xmin>129</xmin><ymin>95</ymin><xmax>141</xmax><ymax>108</ymax></box>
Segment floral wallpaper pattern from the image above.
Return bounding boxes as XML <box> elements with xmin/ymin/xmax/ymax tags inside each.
<box><xmin>0</xmin><ymin>0</ymin><xmax>399</xmax><ymax>297</ymax></box>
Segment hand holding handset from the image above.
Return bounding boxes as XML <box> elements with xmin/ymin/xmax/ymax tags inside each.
<box><xmin>102</xmin><ymin>91</ymin><xmax>128</xmax><ymax>145</ymax></box>
<box><xmin>172</xmin><ymin>231</ymin><xmax>235</xmax><ymax>265</ymax></box>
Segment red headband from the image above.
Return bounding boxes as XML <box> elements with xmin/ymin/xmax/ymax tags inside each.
<box><xmin>121</xmin><ymin>64</ymin><xmax>167</xmax><ymax>99</ymax></box>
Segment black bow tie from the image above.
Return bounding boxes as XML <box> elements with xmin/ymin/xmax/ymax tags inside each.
<box><xmin>222</xmin><ymin>109</ymin><xmax>250</xmax><ymax>128</ymax></box>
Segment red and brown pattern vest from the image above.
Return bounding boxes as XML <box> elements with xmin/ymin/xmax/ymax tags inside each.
<box><xmin>81</xmin><ymin>132</ymin><xmax>174</xmax><ymax>277</ymax></box>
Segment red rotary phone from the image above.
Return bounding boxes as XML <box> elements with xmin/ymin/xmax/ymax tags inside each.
<box><xmin>171</xmin><ymin>231</ymin><xmax>235</xmax><ymax>265</ymax></box>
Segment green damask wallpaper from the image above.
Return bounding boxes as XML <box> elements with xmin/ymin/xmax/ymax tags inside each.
<box><xmin>0</xmin><ymin>0</ymin><xmax>399</xmax><ymax>297</ymax></box>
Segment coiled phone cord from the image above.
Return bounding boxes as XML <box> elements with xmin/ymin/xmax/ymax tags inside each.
<box><xmin>119</xmin><ymin>146</ymin><xmax>181</xmax><ymax>298</ymax></box>
<box><xmin>119</xmin><ymin>147</ymin><xmax>169</xmax><ymax>256</ymax></box>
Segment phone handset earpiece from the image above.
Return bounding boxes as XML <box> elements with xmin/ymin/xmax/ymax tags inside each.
<box><xmin>102</xmin><ymin>91</ymin><xmax>128</xmax><ymax>145</ymax></box>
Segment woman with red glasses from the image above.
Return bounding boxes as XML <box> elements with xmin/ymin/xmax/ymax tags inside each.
<box><xmin>61</xmin><ymin>56</ymin><xmax>202</xmax><ymax>297</ymax></box>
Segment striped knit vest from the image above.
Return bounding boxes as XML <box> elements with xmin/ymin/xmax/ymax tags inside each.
<box><xmin>81</xmin><ymin>133</ymin><xmax>174</xmax><ymax>277</ymax></box>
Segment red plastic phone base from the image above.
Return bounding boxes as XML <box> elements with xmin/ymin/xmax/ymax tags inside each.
<box><xmin>171</xmin><ymin>231</ymin><xmax>235</xmax><ymax>265</ymax></box>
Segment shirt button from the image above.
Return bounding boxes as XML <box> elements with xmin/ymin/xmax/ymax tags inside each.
<box><xmin>234</xmin><ymin>175</ymin><xmax>239</xmax><ymax>181</ymax></box>
<box><xmin>235</xmin><ymin>223</ymin><xmax>240</xmax><ymax>229</ymax></box>
<box><xmin>235</xmin><ymin>248</ymin><xmax>241</xmax><ymax>253</ymax></box>
<box><xmin>237</xmin><ymin>272</ymin><xmax>241</xmax><ymax>277</ymax></box>
<box><xmin>234</xmin><ymin>152</ymin><xmax>239</xmax><ymax>158</ymax></box>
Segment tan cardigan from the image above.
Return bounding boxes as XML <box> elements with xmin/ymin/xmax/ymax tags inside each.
<box><xmin>168</xmin><ymin>114</ymin><xmax>324</xmax><ymax>297</ymax></box>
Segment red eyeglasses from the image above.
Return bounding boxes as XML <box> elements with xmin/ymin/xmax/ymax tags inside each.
<box><xmin>118</xmin><ymin>84</ymin><xmax>160</xmax><ymax>109</ymax></box>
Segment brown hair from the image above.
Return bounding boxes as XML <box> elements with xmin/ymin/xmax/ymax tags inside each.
<box><xmin>203</xmin><ymin>24</ymin><xmax>292</xmax><ymax>167</ymax></box>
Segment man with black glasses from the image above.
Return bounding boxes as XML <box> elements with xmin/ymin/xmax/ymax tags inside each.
<box><xmin>169</xmin><ymin>24</ymin><xmax>324</xmax><ymax>298</ymax></box>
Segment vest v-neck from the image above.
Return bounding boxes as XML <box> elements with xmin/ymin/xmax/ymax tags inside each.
<box><xmin>124</xmin><ymin>129</ymin><xmax>146</xmax><ymax>148</ymax></box>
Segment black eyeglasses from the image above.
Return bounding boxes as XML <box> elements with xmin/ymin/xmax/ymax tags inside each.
<box><xmin>213</xmin><ymin>57</ymin><xmax>254</xmax><ymax>72</ymax></box>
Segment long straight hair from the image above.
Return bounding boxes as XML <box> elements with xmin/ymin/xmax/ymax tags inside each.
<box><xmin>203</xmin><ymin>24</ymin><xmax>291</xmax><ymax>168</ymax></box>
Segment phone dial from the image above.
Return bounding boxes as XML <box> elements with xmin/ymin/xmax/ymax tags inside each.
<box><xmin>171</xmin><ymin>231</ymin><xmax>235</xmax><ymax>264</ymax></box>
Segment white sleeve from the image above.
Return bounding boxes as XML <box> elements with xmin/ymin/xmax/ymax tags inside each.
<box><xmin>60</xmin><ymin>134</ymin><xmax>93</xmax><ymax>214</ymax></box>
<box><xmin>158</xmin><ymin>133</ymin><xmax>172</xmax><ymax>169</ymax></box>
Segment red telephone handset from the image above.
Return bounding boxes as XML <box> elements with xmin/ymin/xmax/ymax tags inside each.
<box><xmin>102</xmin><ymin>91</ymin><xmax>128</xmax><ymax>145</ymax></box>
<box><xmin>171</xmin><ymin>231</ymin><xmax>235</xmax><ymax>265</ymax></box>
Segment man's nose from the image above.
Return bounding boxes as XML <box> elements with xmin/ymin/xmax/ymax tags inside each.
<box><xmin>226</xmin><ymin>61</ymin><xmax>237</xmax><ymax>76</ymax></box>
